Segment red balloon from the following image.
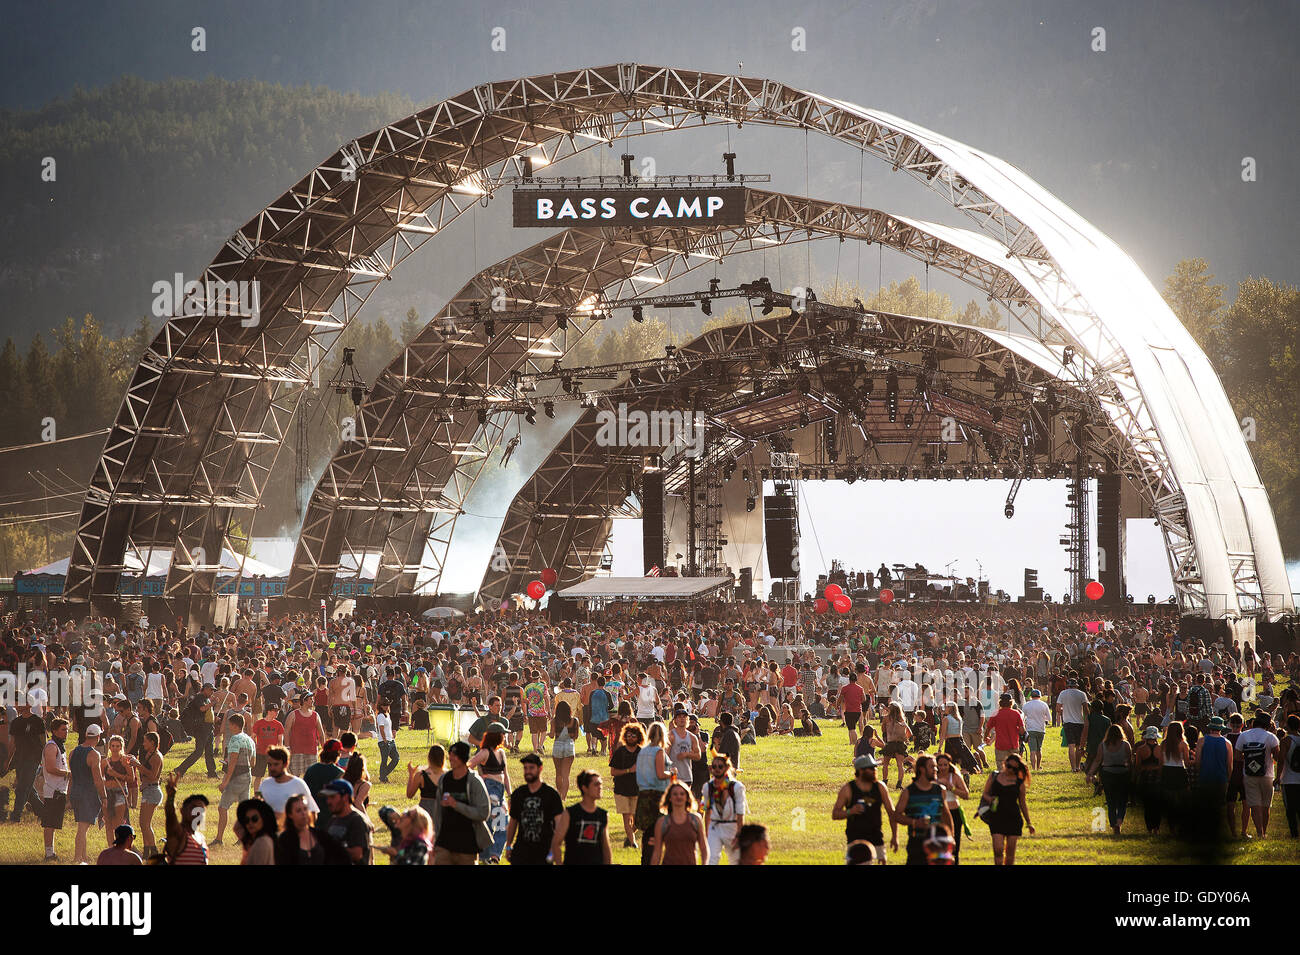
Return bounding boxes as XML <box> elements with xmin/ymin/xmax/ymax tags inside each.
<box><xmin>540</xmin><ymin>567</ymin><xmax>558</xmax><ymax>587</ymax></box>
<box><xmin>1085</xmin><ymin>580</ymin><xmax>1104</xmax><ymax>601</ymax></box>
<box><xmin>832</xmin><ymin>594</ymin><xmax>852</xmax><ymax>613</ymax></box>
<box><xmin>824</xmin><ymin>584</ymin><xmax>843</xmax><ymax>599</ymax></box>
<box><xmin>526</xmin><ymin>580</ymin><xmax>546</xmax><ymax>600</ymax></box>
<box><xmin>813</xmin><ymin>598</ymin><xmax>829</xmax><ymax>614</ymax></box>
<box><xmin>879</xmin><ymin>588</ymin><xmax>895</xmax><ymax>604</ymax></box>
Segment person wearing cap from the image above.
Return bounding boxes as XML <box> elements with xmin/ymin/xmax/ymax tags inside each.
<box><xmin>504</xmin><ymin>751</ymin><xmax>564</xmax><ymax>865</ymax></box>
<box><xmin>96</xmin><ymin>824</ymin><xmax>143</xmax><ymax>866</ymax></box>
<box><xmin>320</xmin><ymin>778</ymin><xmax>373</xmax><ymax>864</ymax></box>
<box><xmin>7</xmin><ymin>698</ymin><xmax>47</xmax><ymax>824</ymax></box>
<box><xmin>283</xmin><ymin>692</ymin><xmax>326</xmax><ymax>778</ymax></box>
<box><xmin>303</xmin><ymin>739</ymin><xmax>345</xmax><ymax>821</ymax></box>
<box><xmin>832</xmin><ymin>753</ymin><xmax>897</xmax><ymax>864</ymax></box>
<box><xmin>68</xmin><ymin>723</ymin><xmax>107</xmax><ymax>864</ymax></box>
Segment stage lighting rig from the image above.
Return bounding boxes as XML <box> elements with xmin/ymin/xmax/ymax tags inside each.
<box><xmin>632</xmin><ymin>305</ymin><xmax>644</xmax><ymax>323</ymax></box>
<box><xmin>328</xmin><ymin>347</ymin><xmax>368</xmax><ymax>408</ymax></box>
<box><xmin>543</xmin><ymin>400</ymin><xmax>555</xmax><ymax>419</ymax></box>
<box><xmin>886</xmin><ymin>374</ymin><xmax>899</xmax><ymax>422</ymax></box>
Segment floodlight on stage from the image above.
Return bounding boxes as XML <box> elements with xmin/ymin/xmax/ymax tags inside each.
<box><xmin>524</xmin><ymin>408</ymin><xmax>536</xmax><ymax>425</ymax></box>
<box><xmin>561</xmin><ymin>376</ymin><xmax>573</xmax><ymax>393</ymax></box>
<box><xmin>555</xmin><ymin>312</ymin><xmax>567</xmax><ymax>330</ymax></box>
<box><xmin>700</xmin><ymin>298</ymin><xmax>712</xmax><ymax>316</ymax></box>
<box><xmin>484</xmin><ymin>319</ymin><xmax>495</xmax><ymax>338</ymax></box>
<box><xmin>746</xmin><ymin>497</ymin><xmax>755</xmax><ymax>512</ymax></box>
<box><xmin>543</xmin><ymin>401</ymin><xmax>555</xmax><ymax>419</ymax></box>
<box><xmin>632</xmin><ymin>305</ymin><xmax>644</xmax><ymax>323</ymax></box>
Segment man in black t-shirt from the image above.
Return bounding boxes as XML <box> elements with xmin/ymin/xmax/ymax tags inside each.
<box><xmin>7</xmin><ymin>702</ymin><xmax>47</xmax><ymax>822</ymax></box>
<box><xmin>505</xmin><ymin>753</ymin><xmax>563</xmax><ymax>865</ymax></box>
<box><xmin>321</xmin><ymin>779</ymin><xmax>373</xmax><ymax>865</ymax></box>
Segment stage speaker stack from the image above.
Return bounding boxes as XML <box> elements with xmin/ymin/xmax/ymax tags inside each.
<box><xmin>1097</xmin><ymin>473</ymin><xmax>1126</xmax><ymax>602</ymax></box>
<box><xmin>738</xmin><ymin>567</ymin><xmax>753</xmax><ymax>601</ymax></box>
<box><xmin>642</xmin><ymin>471</ymin><xmax>666</xmax><ymax>575</ymax></box>
<box><xmin>763</xmin><ymin>493</ymin><xmax>799</xmax><ymax>579</ymax></box>
<box><xmin>1024</xmin><ymin>568</ymin><xmax>1043</xmax><ymax>602</ymax></box>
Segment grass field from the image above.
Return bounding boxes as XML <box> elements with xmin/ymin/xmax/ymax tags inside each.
<box><xmin>3</xmin><ymin>711</ymin><xmax>1296</xmax><ymax>864</ymax></box>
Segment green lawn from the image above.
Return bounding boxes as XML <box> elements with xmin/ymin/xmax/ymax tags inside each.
<box><xmin>3</xmin><ymin>711</ymin><xmax>1296</xmax><ymax>864</ymax></box>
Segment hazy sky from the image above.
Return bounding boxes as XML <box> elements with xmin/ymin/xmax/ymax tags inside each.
<box><xmin>4</xmin><ymin>0</ymin><xmax>1296</xmax><ymax>599</ymax></box>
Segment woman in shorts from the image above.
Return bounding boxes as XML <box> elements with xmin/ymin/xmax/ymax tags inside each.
<box><xmin>135</xmin><ymin>731</ymin><xmax>165</xmax><ymax>858</ymax></box>
<box><xmin>102</xmin><ymin>734</ymin><xmax>135</xmax><ymax>843</ymax></box>
<box><xmin>881</xmin><ymin>702</ymin><xmax>913</xmax><ymax>789</ymax></box>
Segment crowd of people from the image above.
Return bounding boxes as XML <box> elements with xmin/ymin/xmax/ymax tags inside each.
<box><xmin>0</xmin><ymin>595</ymin><xmax>1295</xmax><ymax>865</ymax></box>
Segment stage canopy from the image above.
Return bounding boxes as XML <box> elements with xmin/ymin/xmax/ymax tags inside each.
<box><xmin>556</xmin><ymin>576</ymin><xmax>733</xmax><ymax>601</ymax></box>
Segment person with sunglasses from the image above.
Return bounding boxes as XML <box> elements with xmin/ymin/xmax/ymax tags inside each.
<box><xmin>979</xmin><ymin>752</ymin><xmax>1035</xmax><ymax>864</ymax></box>
<box><xmin>893</xmin><ymin>754</ymin><xmax>953</xmax><ymax>866</ymax></box>
<box><xmin>832</xmin><ymin>753</ymin><xmax>898</xmax><ymax>864</ymax></box>
<box><xmin>701</xmin><ymin>754</ymin><xmax>747</xmax><ymax>865</ymax></box>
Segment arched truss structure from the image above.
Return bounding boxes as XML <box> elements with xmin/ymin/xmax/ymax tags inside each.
<box><xmin>476</xmin><ymin>308</ymin><xmax>1106</xmax><ymax>605</ymax></box>
<box><xmin>67</xmin><ymin>64</ymin><xmax>1291</xmax><ymax>620</ymax></box>
<box><xmin>289</xmin><ymin>188</ymin><xmax>1067</xmax><ymax>602</ymax></box>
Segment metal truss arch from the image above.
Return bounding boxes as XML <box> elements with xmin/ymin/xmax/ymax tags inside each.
<box><xmin>69</xmin><ymin>64</ymin><xmax>1291</xmax><ymax>620</ymax></box>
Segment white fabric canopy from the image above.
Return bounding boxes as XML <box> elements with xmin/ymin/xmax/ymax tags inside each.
<box><xmin>557</xmin><ymin>576</ymin><xmax>733</xmax><ymax>600</ymax></box>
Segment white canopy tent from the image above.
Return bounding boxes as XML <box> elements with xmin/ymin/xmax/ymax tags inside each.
<box><xmin>556</xmin><ymin>576</ymin><xmax>733</xmax><ymax>601</ymax></box>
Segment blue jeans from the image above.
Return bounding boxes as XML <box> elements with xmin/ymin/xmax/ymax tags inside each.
<box><xmin>378</xmin><ymin>740</ymin><xmax>400</xmax><ymax>781</ymax></box>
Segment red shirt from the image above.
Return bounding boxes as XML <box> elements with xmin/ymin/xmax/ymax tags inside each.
<box><xmin>251</xmin><ymin>718</ymin><xmax>284</xmax><ymax>754</ymax></box>
<box><xmin>781</xmin><ymin>665</ymin><xmax>799</xmax><ymax>688</ymax></box>
<box><xmin>987</xmin><ymin>707</ymin><xmax>1026</xmax><ymax>751</ymax></box>
<box><xmin>840</xmin><ymin>682</ymin><xmax>865</xmax><ymax>714</ymax></box>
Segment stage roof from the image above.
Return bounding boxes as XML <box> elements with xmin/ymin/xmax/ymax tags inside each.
<box><xmin>556</xmin><ymin>576</ymin><xmax>733</xmax><ymax>600</ymax></box>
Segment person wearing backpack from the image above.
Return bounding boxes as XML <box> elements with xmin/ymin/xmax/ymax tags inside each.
<box><xmin>1278</xmin><ymin>713</ymin><xmax>1300</xmax><ymax>838</ymax></box>
<box><xmin>1234</xmin><ymin>711</ymin><xmax>1280</xmax><ymax>839</ymax></box>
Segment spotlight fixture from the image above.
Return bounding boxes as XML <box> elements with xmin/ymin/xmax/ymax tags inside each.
<box><xmin>632</xmin><ymin>305</ymin><xmax>644</xmax><ymax>323</ymax></box>
<box><xmin>561</xmin><ymin>376</ymin><xmax>573</xmax><ymax>394</ymax></box>
<box><xmin>762</xmin><ymin>297</ymin><xmax>774</xmax><ymax>315</ymax></box>
<box><xmin>746</xmin><ymin>496</ymin><xmax>756</xmax><ymax>512</ymax></box>
<box><xmin>1004</xmin><ymin>502</ymin><xmax>1015</xmax><ymax>519</ymax></box>
<box><xmin>886</xmin><ymin>374</ymin><xmax>899</xmax><ymax>423</ymax></box>
<box><xmin>477</xmin><ymin>408</ymin><xmax>488</xmax><ymax>425</ymax></box>
<box><xmin>903</xmin><ymin>411</ymin><xmax>914</xmax><ymax>429</ymax></box>
<box><xmin>700</xmin><ymin>297</ymin><xmax>712</xmax><ymax>316</ymax></box>
<box><xmin>555</xmin><ymin>312</ymin><xmax>567</xmax><ymax>331</ymax></box>
<box><xmin>484</xmin><ymin>319</ymin><xmax>495</xmax><ymax>338</ymax></box>
<box><xmin>543</xmin><ymin>400</ymin><xmax>555</xmax><ymax>418</ymax></box>
<box><xmin>524</xmin><ymin>407</ymin><xmax>536</xmax><ymax>425</ymax></box>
